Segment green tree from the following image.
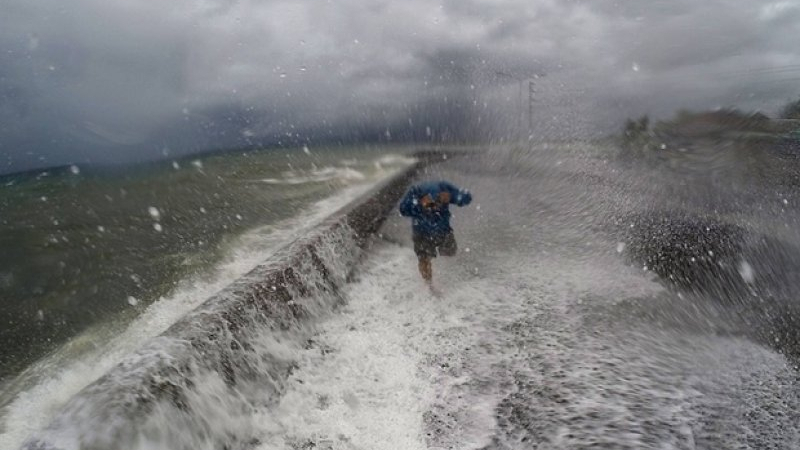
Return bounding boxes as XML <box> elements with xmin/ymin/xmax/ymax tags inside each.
<box><xmin>622</xmin><ymin>114</ymin><xmax>654</xmax><ymax>154</ymax></box>
<box><xmin>781</xmin><ymin>98</ymin><xmax>800</xmax><ymax>119</ymax></box>
<box><xmin>623</xmin><ymin>115</ymin><xmax>650</xmax><ymax>138</ymax></box>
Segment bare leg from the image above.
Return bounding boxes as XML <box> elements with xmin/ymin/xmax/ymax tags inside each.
<box><xmin>418</xmin><ymin>257</ymin><xmax>432</xmax><ymax>284</ymax></box>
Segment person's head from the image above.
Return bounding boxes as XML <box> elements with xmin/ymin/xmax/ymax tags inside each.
<box><xmin>421</xmin><ymin>191</ymin><xmax>450</xmax><ymax>209</ymax></box>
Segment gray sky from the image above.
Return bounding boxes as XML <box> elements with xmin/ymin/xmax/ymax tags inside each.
<box><xmin>1</xmin><ymin>0</ymin><xmax>799</xmax><ymax>172</ymax></box>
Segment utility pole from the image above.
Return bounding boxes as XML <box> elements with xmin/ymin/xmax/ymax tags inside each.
<box><xmin>496</xmin><ymin>71</ymin><xmax>545</xmax><ymax>141</ymax></box>
<box><xmin>528</xmin><ymin>80</ymin><xmax>535</xmax><ymax>132</ymax></box>
<box><xmin>517</xmin><ymin>79</ymin><xmax>523</xmax><ymax>138</ymax></box>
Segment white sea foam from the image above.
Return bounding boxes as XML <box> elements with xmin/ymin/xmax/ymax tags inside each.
<box><xmin>256</xmin><ymin>233</ymin><xmax>796</xmax><ymax>449</ymax></box>
<box><xmin>261</xmin><ymin>155</ymin><xmax>416</xmax><ymax>186</ymax></box>
<box><xmin>249</xmin><ymin>239</ymin><xmax>518</xmax><ymax>450</ymax></box>
<box><xmin>253</xmin><ymin>245</ymin><xmax>436</xmax><ymax>450</ymax></box>
<box><xmin>375</xmin><ymin>154</ymin><xmax>416</xmax><ymax>166</ymax></box>
<box><xmin>262</xmin><ymin>166</ymin><xmax>367</xmax><ymax>185</ymax></box>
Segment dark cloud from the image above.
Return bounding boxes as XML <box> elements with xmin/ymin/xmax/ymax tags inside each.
<box><xmin>1</xmin><ymin>0</ymin><xmax>799</xmax><ymax>172</ymax></box>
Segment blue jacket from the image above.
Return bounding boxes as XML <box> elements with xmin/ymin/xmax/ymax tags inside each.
<box><xmin>399</xmin><ymin>180</ymin><xmax>472</xmax><ymax>236</ymax></box>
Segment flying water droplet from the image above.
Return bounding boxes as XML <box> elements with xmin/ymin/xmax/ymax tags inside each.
<box><xmin>148</xmin><ymin>206</ymin><xmax>161</xmax><ymax>220</ymax></box>
<box><xmin>738</xmin><ymin>260</ymin><xmax>755</xmax><ymax>283</ymax></box>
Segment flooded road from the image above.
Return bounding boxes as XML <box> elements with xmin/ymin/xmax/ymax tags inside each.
<box><xmin>253</xmin><ymin>143</ymin><xmax>800</xmax><ymax>449</ymax></box>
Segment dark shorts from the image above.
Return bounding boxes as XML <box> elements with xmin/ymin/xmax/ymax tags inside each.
<box><xmin>413</xmin><ymin>232</ymin><xmax>457</xmax><ymax>259</ymax></box>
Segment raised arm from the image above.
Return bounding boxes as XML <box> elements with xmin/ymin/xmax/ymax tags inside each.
<box><xmin>442</xmin><ymin>182</ymin><xmax>472</xmax><ymax>206</ymax></box>
<box><xmin>399</xmin><ymin>186</ymin><xmax>423</xmax><ymax>217</ymax></box>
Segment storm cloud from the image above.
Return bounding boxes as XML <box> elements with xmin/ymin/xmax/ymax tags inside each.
<box><xmin>1</xmin><ymin>0</ymin><xmax>799</xmax><ymax>172</ymax></box>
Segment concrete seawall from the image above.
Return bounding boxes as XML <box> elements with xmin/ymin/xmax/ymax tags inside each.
<box><xmin>21</xmin><ymin>149</ymin><xmax>458</xmax><ymax>450</ymax></box>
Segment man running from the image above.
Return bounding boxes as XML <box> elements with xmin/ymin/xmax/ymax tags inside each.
<box><xmin>399</xmin><ymin>180</ymin><xmax>472</xmax><ymax>288</ymax></box>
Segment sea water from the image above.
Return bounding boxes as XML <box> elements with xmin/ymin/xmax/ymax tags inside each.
<box><xmin>0</xmin><ymin>145</ymin><xmax>415</xmax><ymax>448</ymax></box>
